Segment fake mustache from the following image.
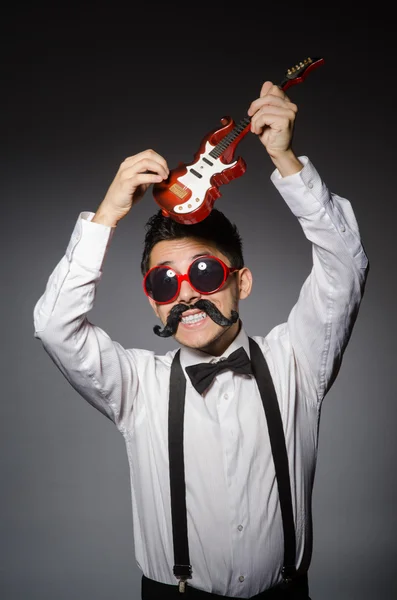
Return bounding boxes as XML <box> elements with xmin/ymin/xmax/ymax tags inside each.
<box><xmin>153</xmin><ymin>298</ymin><xmax>239</xmax><ymax>338</ymax></box>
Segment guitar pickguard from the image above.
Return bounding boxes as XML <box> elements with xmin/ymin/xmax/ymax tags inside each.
<box><xmin>172</xmin><ymin>141</ymin><xmax>237</xmax><ymax>215</ymax></box>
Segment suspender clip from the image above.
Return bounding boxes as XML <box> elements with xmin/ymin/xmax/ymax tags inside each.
<box><xmin>281</xmin><ymin>565</ymin><xmax>297</xmax><ymax>587</ymax></box>
<box><xmin>173</xmin><ymin>564</ymin><xmax>192</xmax><ymax>593</ymax></box>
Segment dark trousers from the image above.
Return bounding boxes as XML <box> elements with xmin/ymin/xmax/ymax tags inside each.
<box><xmin>141</xmin><ymin>574</ymin><xmax>311</xmax><ymax>599</ymax></box>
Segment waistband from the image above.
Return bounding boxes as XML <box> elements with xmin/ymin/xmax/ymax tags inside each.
<box><xmin>141</xmin><ymin>573</ymin><xmax>310</xmax><ymax>599</ymax></box>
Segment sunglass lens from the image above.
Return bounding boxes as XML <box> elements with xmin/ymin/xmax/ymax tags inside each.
<box><xmin>145</xmin><ymin>267</ymin><xmax>178</xmax><ymax>303</ymax></box>
<box><xmin>189</xmin><ymin>258</ymin><xmax>225</xmax><ymax>293</ymax></box>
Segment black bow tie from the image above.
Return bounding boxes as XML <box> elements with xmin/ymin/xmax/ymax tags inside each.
<box><xmin>185</xmin><ymin>347</ymin><xmax>253</xmax><ymax>395</ymax></box>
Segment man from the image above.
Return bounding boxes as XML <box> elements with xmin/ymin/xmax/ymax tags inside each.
<box><xmin>33</xmin><ymin>82</ymin><xmax>369</xmax><ymax>599</ymax></box>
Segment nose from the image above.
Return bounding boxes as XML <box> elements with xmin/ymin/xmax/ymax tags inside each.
<box><xmin>177</xmin><ymin>278</ymin><xmax>201</xmax><ymax>305</ymax></box>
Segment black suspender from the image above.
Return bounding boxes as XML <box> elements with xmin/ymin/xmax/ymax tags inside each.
<box><xmin>248</xmin><ymin>338</ymin><xmax>297</xmax><ymax>584</ymax></box>
<box><xmin>168</xmin><ymin>337</ymin><xmax>297</xmax><ymax>592</ymax></box>
<box><xmin>168</xmin><ymin>348</ymin><xmax>191</xmax><ymax>591</ymax></box>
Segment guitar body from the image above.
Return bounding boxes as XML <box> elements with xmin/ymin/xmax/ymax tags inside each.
<box><xmin>152</xmin><ymin>57</ymin><xmax>325</xmax><ymax>224</ymax></box>
<box><xmin>153</xmin><ymin>116</ymin><xmax>246</xmax><ymax>224</ymax></box>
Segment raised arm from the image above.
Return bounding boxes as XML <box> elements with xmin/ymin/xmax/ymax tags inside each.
<box><xmin>33</xmin><ymin>150</ymin><xmax>170</xmax><ymax>428</ymax></box>
<box><xmin>271</xmin><ymin>157</ymin><xmax>368</xmax><ymax>402</ymax></box>
<box><xmin>249</xmin><ymin>82</ymin><xmax>368</xmax><ymax>402</ymax></box>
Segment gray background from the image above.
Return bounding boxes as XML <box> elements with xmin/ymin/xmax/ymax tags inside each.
<box><xmin>2</xmin><ymin>6</ymin><xmax>396</xmax><ymax>600</ymax></box>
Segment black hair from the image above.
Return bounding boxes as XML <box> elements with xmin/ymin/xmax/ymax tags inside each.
<box><xmin>140</xmin><ymin>208</ymin><xmax>244</xmax><ymax>276</ymax></box>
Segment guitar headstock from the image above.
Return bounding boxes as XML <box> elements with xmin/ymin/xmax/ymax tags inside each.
<box><xmin>281</xmin><ymin>57</ymin><xmax>325</xmax><ymax>91</ymax></box>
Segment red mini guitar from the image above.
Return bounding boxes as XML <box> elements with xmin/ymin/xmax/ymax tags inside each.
<box><xmin>152</xmin><ymin>56</ymin><xmax>324</xmax><ymax>225</ymax></box>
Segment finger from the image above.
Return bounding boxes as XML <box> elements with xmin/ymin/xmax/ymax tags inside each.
<box><xmin>122</xmin><ymin>149</ymin><xmax>169</xmax><ymax>173</ymax></box>
<box><xmin>250</xmin><ymin>94</ymin><xmax>294</xmax><ymax>112</ymax></box>
<box><xmin>251</xmin><ymin>115</ymin><xmax>291</xmax><ymax>136</ymax></box>
<box><xmin>120</xmin><ymin>157</ymin><xmax>169</xmax><ymax>180</ymax></box>
<box><xmin>247</xmin><ymin>81</ymin><xmax>272</xmax><ymax>117</ymax></box>
<box><xmin>262</xmin><ymin>81</ymin><xmax>289</xmax><ymax>100</ymax></box>
<box><xmin>248</xmin><ymin>95</ymin><xmax>297</xmax><ymax>117</ymax></box>
<box><xmin>259</xmin><ymin>80</ymin><xmax>273</xmax><ymax>97</ymax></box>
<box><xmin>120</xmin><ymin>172</ymin><xmax>165</xmax><ymax>191</ymax></box>
<box><xmin>250</xmin><ymin>106</ymin><xmax>296</xmax><ymax>134</ymax></box>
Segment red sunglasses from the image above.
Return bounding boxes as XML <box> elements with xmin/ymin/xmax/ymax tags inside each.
<box><xmin>143</xmin><ymin>255</ymin><xmax>238</xmax><ymax>304</ymax></box>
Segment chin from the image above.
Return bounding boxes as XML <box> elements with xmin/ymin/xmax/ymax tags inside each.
<box><xmin>174</xmin><ymin>329</ymin><xmax>222</xmax><ymax>352</ymax></box>
<box><xmin>175</xmin><ymin>322</ymin><xmax>237</xmax><ymax>355</ymax></box>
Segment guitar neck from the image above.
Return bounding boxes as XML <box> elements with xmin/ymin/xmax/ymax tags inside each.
<box><xmin>210</xmin><ymin>57</ymin><xmax>325</xmax><ymax>159</ymax></box>
<box><xmin>210</xmin><ymin>117</ymin><xmax>251</xmax><ymax>159</ymax></box>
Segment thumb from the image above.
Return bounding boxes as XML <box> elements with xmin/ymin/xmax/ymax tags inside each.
<box><xmin>260</xmin><ymin>80</ymin><xmax>273</xmax><ymax>97</ymax></box>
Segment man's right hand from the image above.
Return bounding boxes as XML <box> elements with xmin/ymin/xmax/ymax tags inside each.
<box><xmin>92</xmin><ymin>149</ymin><xmax>169</xmax><ymax>227</ymax></box>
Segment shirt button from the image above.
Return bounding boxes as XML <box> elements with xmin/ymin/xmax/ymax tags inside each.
<box><xmin>224</xmin><ymin>393</ymin><xmax>229</xmax><ymax>400</ymax></box>
<box><xmin>237</xmin><ymin>524</ymin><xmax>243</xmax><ymax>531</ymax></box>
<box><xmin>340</xmin><ymin>223</ymin><xmax>346</xmax><ymax>232</ymax></box>
<box><xmin>308</xmin><ymin>180</ymin><xmax>313</xmax><ymax>189</ymax></box>
<box><xmin>239</xmin><ymin>576</ymin><xmax>245</xmax><ymax>582</ymax></box>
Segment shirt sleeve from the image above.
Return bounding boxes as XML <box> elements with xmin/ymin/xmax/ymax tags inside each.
<box><xmin>33</xmin><ymin>212</ymin><xmax>139</xmax><ymax>430</ymax></box>
<box><xmin>270</xmin><ymin>156</ymin><xmax>369</xmax><ymax>404</ymax></box>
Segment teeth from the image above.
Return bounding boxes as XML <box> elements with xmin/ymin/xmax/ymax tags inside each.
<box><xmin>181</xmin><ymin>312</ymin><xmax>206</xmax><ymax>324</ymax></box>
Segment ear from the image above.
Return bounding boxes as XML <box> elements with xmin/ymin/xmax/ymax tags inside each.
<box><xmin>237</xmin><ymin>267</ymin><xmax>253</xmax><ymax>300</ymax></box>
<box><xmin>148</xmin><ymin>296</ymin><xmax>161</xmax><ymax>318</ymax></box>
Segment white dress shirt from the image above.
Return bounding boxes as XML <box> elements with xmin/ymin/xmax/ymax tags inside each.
<box><xmin>33</xmin><ymin>156</ymin><xmax>369</xmax><ymax>597</ymax></box>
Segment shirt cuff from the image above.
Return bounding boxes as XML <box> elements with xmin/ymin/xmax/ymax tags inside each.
<box><xmin>270</xmin><ymin>156</ymin><xmax>330</xmax><ymax>217</ymax></box>
<box><xmin>65</xmin><ymin>211</ymin><xmax>115</xmax><ymax>271</ymax></box>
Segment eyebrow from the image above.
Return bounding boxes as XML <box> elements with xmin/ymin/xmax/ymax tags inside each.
<box><xmin>155</xmin><ymin>252</ymin><xmax>213</xmax><ymax>268</ymax></box>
